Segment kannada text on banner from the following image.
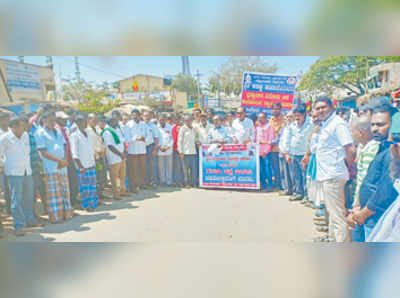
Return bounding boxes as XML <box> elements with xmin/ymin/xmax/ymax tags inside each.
<box><xmin>199</xmin><ymin>144</ymin><xmax>260</xmax><ymax>190</ymax></box>
<box><xmin>241</xmin><ymin>72</ymin><xmax>297</xmax><ymax>115</ymax></box>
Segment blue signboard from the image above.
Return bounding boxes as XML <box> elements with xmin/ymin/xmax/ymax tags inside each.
<box><xmin>241</xmin><ymin>72</ymin><xmax>297</xmax><ymax>116</ymax></box>
<box><xmin>200</xmin><ymin>144</ymin><xmax>260</xmax><ymax>189</ymax></box>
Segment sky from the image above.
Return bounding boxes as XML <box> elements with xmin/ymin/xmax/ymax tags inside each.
<box><xmin>0</xmin><ymin>56</ymin><xmax>319</xmax><ymax>87</ymax></box>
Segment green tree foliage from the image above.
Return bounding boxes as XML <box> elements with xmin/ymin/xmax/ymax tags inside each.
<box><xmin>77</xmin><ymin>89</ymin><xmax>120</xmax><ymax>114</ymax></box>
<box><xmin>298</xmin><ymin>56</ymin><xmax>400</xmax><ymax>95</ymax></box>
<box><xmin>208</xmin><ymin>57</ymin><xmax>278</xmax><ymax>96</ymax></box>
<box><xmin>171</xmin><ymin>74</ymin><xmax>199</xmax><ymax>97</ymax></box>
<box><xmin>61</xmin><ymin>78</ymin><xmax>119</xmax><ymax>114</ymax></box>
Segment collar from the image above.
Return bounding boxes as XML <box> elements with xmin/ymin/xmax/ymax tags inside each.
<box><xmin>321</xmin><ymin>112</ymin><xmax>336</xmax><ymax>128</ymax></box>
<box><xmin>9</xmin><ymin>130</ymin><xmax>23</xmax><ymax>140</ymax></box>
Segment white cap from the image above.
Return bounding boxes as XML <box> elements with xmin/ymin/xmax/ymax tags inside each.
<box><xmin>55</xmin><ymin>111</ymin><xmax>70</xmax><ymax>119</ymax></box>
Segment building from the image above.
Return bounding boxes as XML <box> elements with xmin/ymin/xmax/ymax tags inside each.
<box><xmin>0</xmin><ymin>58</ymin><xmax>56</xmax><ymax>113</ymax></box>
<box><xmin>369</xmin><ymin>63</ymin><xmax>400</xmax><ymax>90</ymax></box>
<box><xmin>358</xmin><ymin>63</ymin><xmax>400</xmax><ymax>106</ymax></box>
<box><xmin>116</xmin><ymin>74</ymin><xmax>172</xmax><ymax>93</ymax></box>
<box><xmin>116</xmin><ymin>74</ymin><xmax>191</xmax><ymax>110</ymax></box>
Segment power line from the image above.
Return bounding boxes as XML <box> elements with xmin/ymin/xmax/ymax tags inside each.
<box><xmin>57</xmin><ymin>57</ymin><xmax>129</xmax><ymax>79</ymax></box>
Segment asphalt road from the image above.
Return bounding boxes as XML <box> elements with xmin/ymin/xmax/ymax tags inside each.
<box><xmin>3</xmin><ymin>186</ymin><xmax>316</xmax><ymax>242</ymax></box>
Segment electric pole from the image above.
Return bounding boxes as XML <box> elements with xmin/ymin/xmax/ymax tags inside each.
<box><xmin>46</xmin><ymin>56</ymin><xmax>57</xmax><ymax>101</ymax></box>
<box><xmin>74</xmin><ymin>56</ymin><xmax>81</xmax><ymax>82</ymax></box>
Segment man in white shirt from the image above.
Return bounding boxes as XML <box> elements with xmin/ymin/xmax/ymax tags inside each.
<box><xmin>178</xmin><ymin>115</ymin><xmax>197</xmax><ymax>188</ymax></box>
<box><xmin>70</xmin><ymin>115</ymin><xmax>99</xmax><ymax>212</ymax></box>
<box><xmin>158</xmin><ymin>114</ymin><xmax>174</xmax><ymax>186</ymax></box>
<box><xmin>278</xmin><ymin>111</ymin><xmax>294</xmax><ymax>196</ymax></box>
<box><xmin>224</xmin><ymin>112</ymin><xmax>236</xmax><ymax>140</ymax></box>
<box><xmin>143</xmin><ymin>110</ymin><xmax>159</xmax><ymax>188</ymax></box>
<box><xmin>87</xmin><ymin>113</ymin><xmax>109</xmax><ymax>202</ymax></box>
<box><xmin>311</xmin><ymin>96</ymin><xmax>356</xmax><ymax>242</ymax></box>
<box><xmin>0</xmin><ymin>117</ymin><xmax>42</xmax><ymax>236</ymax></box>
<box><xmin>232</xmin><ymin>107</ymin><xmax>255</xmax><ymax>144</ymax></box>
<box><xmin>124</xmin><ymin>109</ymin><xmax>147</xmax><ymax>193</ymax></box>
<box><xmin>102</xmin><ymin>116</ymin><xmax>127</xmax><ymax>200</ymax></box>
<box><xmin>192</xmin><ymin>108</ymin><xmax>202</xmax><ymax>130</ymax></box>
<box><xmin>0</xmin><ymin>112</ymin><xmax>11</xmax><ymax>217</ymax></box>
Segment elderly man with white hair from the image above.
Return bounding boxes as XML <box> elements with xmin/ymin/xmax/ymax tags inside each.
<box><xmin>178</xmin><ymin>115</ymin><xmax>198</xmax><ymax>188</ymax></box>
<box><xmin>346</xmin><ymin>114</ymin><xmax>380</xmax><ymax>242</ymax></box>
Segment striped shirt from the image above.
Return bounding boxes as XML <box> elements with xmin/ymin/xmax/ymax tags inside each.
<box><xmin>29</xmin><ymin>132</ymin><xmax>42</xmax><ymax>173</ymax></box>
<box><xmin>353</xmin><ymin>139</ymin><xmax>380</xmax><ymax>206</ymax></box>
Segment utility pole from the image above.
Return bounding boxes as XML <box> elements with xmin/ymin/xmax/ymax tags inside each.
<box><xmin>74</xmin><ymin>56</ymin><xmax>81</xmax><ymax>82</ymax></box>
<box><xmin>195</xmin><ymin>69</ymin><xmax>202</xmax><ymax>96</ymax></box>
<box><xmin>46</xmin><ymin>56</ymin><xmax>57</xmax><ymax>101</ymax></box>
<box><xmin>365</xmin><ymin>56</ymin><xmax>369</xmax><ymax>95</ymax></box>
<box><xmin>0</xmin><ymin>68</ymin><xmax>13</xmax><ymax>103</ymax></box>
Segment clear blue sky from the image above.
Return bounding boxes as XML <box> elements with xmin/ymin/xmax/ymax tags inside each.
<box><xmin>0</xmin><ymin>56</ymin><xmax>319</xmax><ymax>86</ymax></box>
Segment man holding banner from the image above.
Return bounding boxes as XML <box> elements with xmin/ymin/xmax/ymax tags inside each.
<box><xmin>208</xmin><ymin>115</ymin><xmax>231</xmax><ymax>145</ymax></box>
<box><xmin>232</xmin><ymin>107</ymin><xmax>255</xmax><ymax>145</ymax></box>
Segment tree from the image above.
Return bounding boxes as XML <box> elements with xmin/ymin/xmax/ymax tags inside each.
<box><xmin>208</xmin><ymin>57</ymin><xmax>278</xmax><ymax>96</ymax></box>
<box><xmin>77</xmin><ymin>88</ymin><xmax>120</xmax><ymax>114</ymax></box>
<box><xmin>171</xmin><ymin>74</ymin><xmax>199</xmax><ymax>97</ymax></box>
<box><xmin>61</xmin><ymin>78</ymin><xmax>119</xmax><ymax>113</ymax></box>
<box><xmin>298</xmin><ymin>56</ymin><xmax>400</xmax><ymax>96</ymax></box>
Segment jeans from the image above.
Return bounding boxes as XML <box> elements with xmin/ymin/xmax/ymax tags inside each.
<box><xmin>1</xmin><ymin>173</ymin><xmax>11</xmax><ymax>214</ymax></box>
<box><xmin>352</xmin><ymin>224</ymin><xmax>365</xmax><ymax>242</ymax></box>
<box><xmin>279</xmin><ymin>156</ymin><xmax>293</xmax><ymax>194</ymax></box>
<box><xmin>182</xmin><ymin>154</ymin><xmax>197</xmax><ymax>186</ymax></box>
<box><xmin>146</xmin><ymin>144</ymin><xmax>159</xmax><ymax>185</ymax></box>
<box><xmin>173</xmin><ymin>151</ymin><xmax>184</xmax><ymax>185</ymax></box>
<box><xmin>259</xmin><ymin>155</ymin><xmax>273</xmax><ymax>189</ymax></box>
<box><xmin>290</xmin><ymin>155</ymin><xmax>306</xmax><ymax>197</ymax></box>
<box><xmin>7</xmin><ymin>175</ymin><xmax>37</xmax><ymax>230</ymax></box>
<box><xmin>364</xmin><ymin>217</ymin><xmax>378</xmax><ymax>240</ymax></box>
<box><xmin>268</xmin><ymin>152</ymin><xmax>281</xmax><ymax>189</ymax></box>
<box><xmin>158</xmin><ymin>155</ymin><xmax>173</xmax><ymax>185</ymax></box>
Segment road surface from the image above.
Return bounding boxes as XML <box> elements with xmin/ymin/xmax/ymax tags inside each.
<box><xmin>2</xmin><ymin>186</ymin><xmax>316</xmax><ymax>242</ymax></box>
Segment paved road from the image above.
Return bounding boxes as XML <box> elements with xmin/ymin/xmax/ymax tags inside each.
<box><xmin>3</xmin><ymin>186</ymin><xmax>316</xmax><ymax>242</ymax></box>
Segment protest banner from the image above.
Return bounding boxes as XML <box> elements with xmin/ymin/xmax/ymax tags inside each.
<box><xmin>199</xmin><ymin>144</ymin><xmax>260</xmax><ymax>189</ymax></box>
<box><xmin>241</xmin><ymin>72</ymin><xmax>297</xmax><ymax>115</ymax></box>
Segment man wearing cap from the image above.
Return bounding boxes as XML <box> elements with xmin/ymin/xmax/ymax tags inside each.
<box><xmin>352</xmin><ymin>104</ymin><xmax>397</xmax><ymax>240</ymax></box>
<box><xmin>35</xmin><ymin>111</ymin><xmax>72</xmax><ymax>224</ymax></box>
<box><xmin>55</xmin><ymin>111</ymin><xmax>80</xmax><ymax>209</ymax></box>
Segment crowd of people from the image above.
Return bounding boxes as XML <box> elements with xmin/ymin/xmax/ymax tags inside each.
<box><xmin>1</xmin><ymin>97</ymin><xmax>400</xmax><ymax>242</ymax></box>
